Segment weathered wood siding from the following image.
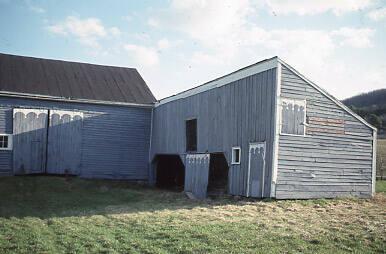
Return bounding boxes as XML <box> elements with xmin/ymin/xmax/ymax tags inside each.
<box><xmin>276</xmin><ymin>66</ymin><xmax>374</xmax><ymax>199</ymax></box>
<box><xmin>0</xmin><ymin>97</ymin><xmax>152</xmax><ymax>179</ymax></box>
<box><xmin>151</xmin><ymin>69</ymin><xmax>277</xmax><ymax>196</ymax></box>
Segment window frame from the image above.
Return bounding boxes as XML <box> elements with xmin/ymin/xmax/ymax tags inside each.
<box><xmin>0</xmin><ymin>134</ymin><xmax>13</xmax><ymax>151</ymax></box>
<box><xmin>279</xmin><ymin>98</ymin><xmax>307</xmax><ymax>137</ymax></box>
<box><xmin>185</xmin><ymin>118</ymin><xmax>198</xmax><ymax>152</ymax></box>
<box><xmin>231</xmin><ymin>146</ymin><xmax>241</xmax><ymax>165</ymax></box>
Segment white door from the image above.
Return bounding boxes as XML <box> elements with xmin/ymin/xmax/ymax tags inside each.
<box><xmin>247</xmin><ymin>142</ymin><xmax>266</xmax><ymax>198</ymax></box>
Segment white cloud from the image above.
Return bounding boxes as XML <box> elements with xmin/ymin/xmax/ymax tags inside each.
<box><xmin>24</xmin><ymin>0</ymin><xmax>45</xmax><ymax>14</ymax></box>
<box><xmin>110</xmin><ymin>27</ymin><xmax>121</xmax><ymax>37</ymax></box>
<box><xmin>47</xmin><ymin>16</ymin><xmax>107</xmax><ymax>38</ymax></box>
<box><xmin>144</xmin><ymin>0</ymin><xmax>382</xmax><ymax>100</ymax></box>
<box><xmin>47</xmin><ymin>16</ymin><xmax>121</xmax><ymax>49</ymax></box>
<box><xmin>157</xmin><ymin>38</ymin><xmax>170</xmax><ymax>50</ymax></box>
<box><xmin>368</xmin><ymin>7</ymin><xmax>386</xmax><ymax>21</ymax></box>
<box><xmin>332</xmin><ymin>27</ymin><xmax>375</xmax><ymax>48</ymax></box>
<box><xmin>124</xmin><ymin>44</ymin><xmax>159</xmax><ymax>66</ymax></box>
<box><xmin>264</xmin><ymin>0</ymin><xmax>374</xmax><ymax>16</ymax></box>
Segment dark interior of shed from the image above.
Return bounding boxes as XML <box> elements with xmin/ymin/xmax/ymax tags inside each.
<box><xmin>207</xmin><ymin>153</ymin><xmax>229</xmax><ymax>195</ymax></box>
<box><xmin>155</xmin><ymin>155</ymin><xmax>185</xmax><ymax>191</ymax></box>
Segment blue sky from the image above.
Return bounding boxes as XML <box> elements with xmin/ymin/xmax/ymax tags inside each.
<box><xmin>0</xmin><ymin>0</ymin><xmax>385</xmax><ymax>100</ymax></box>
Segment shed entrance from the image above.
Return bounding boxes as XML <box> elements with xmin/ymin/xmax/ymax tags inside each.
<box><xmin>155</xmin><ymin>155</ymin><xmax>185</xmax><ymax>191</ymax></box>
<box><xmin>12</xmin><ymin>108</ymin><xmax>83</xmax><ymax>175</ymax></box>
<box><xmin>207</xmin><ymin>153</ymin><xmax>229</xmax><ymax>196</ymax></box>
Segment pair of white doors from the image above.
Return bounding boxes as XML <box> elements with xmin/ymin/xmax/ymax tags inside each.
<box><xmin>13</xmin><ymin>108</ymin><xmax>83</xmax><ymax>175</ymax></box>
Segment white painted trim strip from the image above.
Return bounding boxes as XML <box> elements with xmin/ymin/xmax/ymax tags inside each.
<box><xmin>270</xmin><ymin>62</ymin><xmax>281</xmax><ymax>198</ymax></box>
<box><xmin>157</xmin><ymin>57</ymin><xmax>278</xmax><ymax>106</ymax></box>
<box><xmin>0</xmin><ymin>91</ymin><xmax>154</xmax><ymax>108</ymax></box>
<box><xmin>278</xmin><ymin>58</ymin><xmax>376</xmax><ymax>131</ymax></box>
<box><xmin>372</xmin><ymin>130</ymin><xmax>377</xmax><ymax>196</ymax></box>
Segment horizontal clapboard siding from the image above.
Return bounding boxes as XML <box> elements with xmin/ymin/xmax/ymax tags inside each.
<box><xmin>0</xmin><ymin>97</ymin><xmax>152</xmax><ymax>179</ymax></box>
<box><xmin>151</xmin><ymin>69</ymin><xmax>277</xmax><ymax>196</ymax></box>
<box><xmin>0</xmin><ymin>107</ymin><xmax>12</xmax><ymax>175</ymax></box>
<box><xmin>276</xmin><ymin>66</ymin><xmax>374</xmax><ymax>199</ymax></box>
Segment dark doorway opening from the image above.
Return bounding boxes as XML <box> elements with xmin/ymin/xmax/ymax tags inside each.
<box><xmin>207</xmin><ymin>153</ymin><xmax>229</xmax><ymax>196</ymax></box>
<box><xmin>155</xmin><ymin>155</ymin><xmax>185</xmax><ymax>191</ymax></box>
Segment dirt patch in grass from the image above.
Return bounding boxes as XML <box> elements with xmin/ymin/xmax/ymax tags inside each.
<box><xmin>0</xmin><ymin>176</ymin><xmax>385</xmax><ymax>253</ymax></box>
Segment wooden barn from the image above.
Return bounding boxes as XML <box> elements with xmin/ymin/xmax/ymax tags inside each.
<box><xmin>150</xmin><ymin>57</ymin><xmax>377</xmax><ymax>199</ymax></box>
<box><xmin>0</xmin><ymin>53</ymin><xmax>377</xmax><ymax>199</ymax></box>
<box><xmin>0</xmin><ymin>53</ymin><xmax>155</xmax><ymax>179</ymax></box>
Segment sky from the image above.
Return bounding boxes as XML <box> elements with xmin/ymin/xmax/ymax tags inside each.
<box><xmin>0</xmin><ymin>0</ymin><xmax>385</xmax><ymax>100</ymax></box>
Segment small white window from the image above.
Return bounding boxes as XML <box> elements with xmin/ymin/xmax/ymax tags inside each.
<box><xmin>0</xmin><ymin>134</ymin><xmax>12</xmax><ymax>150</ymax></box>
<box><xmin>232</xmin><ymin>147</ymin><xmax>241</xmax><ymax>164</ymax></box>
<box><xmin>280</xmin><ymin>98</ymin><xmax>307</xmax><ymax>136</ymax></box>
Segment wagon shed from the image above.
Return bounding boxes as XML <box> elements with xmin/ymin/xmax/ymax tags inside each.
<box><xmin>0</xmin><ymin>53</ymin><xmax>155</xmax><ymax>179</ymax></box>
<box><xmin>150</xmin><ymin>57</ymin><xmax>377</xmax><ymax>199</ymax></box>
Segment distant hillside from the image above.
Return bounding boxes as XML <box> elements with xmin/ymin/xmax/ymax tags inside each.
<box><xmin>343</xmin><ymin>89</ymin><xmax>386</xmax><ymax>133</ymax></box>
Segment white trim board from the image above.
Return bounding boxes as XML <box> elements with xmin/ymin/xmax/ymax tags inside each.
<box><xmin>270</xmin><ymin>61</ymin><xmax>281</xmax><ymax>198</ymax></box>
<box><xmin>372</xmin><ymin>129</ymin><xmax>377</xmax><ymax>196</ymax></box>
<box><xmin>157</xmin><ymin>57</ymin><xmax>278</xmax><ymax>106</ymax></box>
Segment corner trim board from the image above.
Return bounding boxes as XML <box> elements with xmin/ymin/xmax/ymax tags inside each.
<box><xmin>372</xmin><ymin>129</ymin><xmax>377</xmax><ymax>196</ymax></box>
<box><xmin>270</xmin><ymin>62</ymin><xmax>281</xmax><ymax>198</ymax></box>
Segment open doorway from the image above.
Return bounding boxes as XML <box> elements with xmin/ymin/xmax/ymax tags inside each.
<box><xmin>155</xmin><ymin>155</ymin><xmax>185</xmax><ymax>191</ymax></box>
<box><xmin>207</xmin><ymin>153</ymin><xmax>229</xmax><ymax>196</ymax></box>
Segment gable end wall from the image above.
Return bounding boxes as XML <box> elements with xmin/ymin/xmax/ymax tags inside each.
<box><xmin>275</xmin><ymin>66</ymin><xmax>374</xmax><ymax>199</ymax></box>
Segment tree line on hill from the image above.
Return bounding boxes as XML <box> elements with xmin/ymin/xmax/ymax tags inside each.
<box><xmin>343</xmin><ymin>89</ymin><xmax>386</xmax><ymax>132</ymax></box>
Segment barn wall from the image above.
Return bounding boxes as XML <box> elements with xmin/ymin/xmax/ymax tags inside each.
<box><xmin>151</xmin><ymin>69</ymin><xmax>277</xmax><ymax>196</ymax></box>
<box><xmin>275</xmin><ymin>66</ymin><xmax>374</xmax><ymax>199</ymax></box>
<box><xmin>0</xmin><ymin>97</ymin><xmax>152</xmax><ymax>179</ymax></box>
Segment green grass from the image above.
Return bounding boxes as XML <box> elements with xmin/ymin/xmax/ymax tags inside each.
<box><xmin>0</xmin><ymin>176</ymin><xmax>385</xmax><ymax>254</ymax></box>
<box><xmin>377</xmin><ymin>139</ymin><xmax>386</xmax><ymax>179</ymax></box>
<box><xmin>376</xmin><ymin>180</ymin><xmax>386</xmax><ymax>193</ymax></box>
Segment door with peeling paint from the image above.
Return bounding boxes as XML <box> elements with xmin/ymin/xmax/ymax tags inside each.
<box><xmin>247</xmin><ymin>142</ymin><xmax>266</xmax><ymax>198</ymax></box>
<box><xmin>184</xmin><ymin>153</ymin><xmax>210</xmax><ymax>199</ymax></box>
<box><xmin>13</xmin><ymin>108</ymin><xmax>49</xmax><ymax>174</ymax></box>
<box><xmin>46</xmin><ymin>110</ymin><xmax>83</xmax><ymax>175</ymax></box>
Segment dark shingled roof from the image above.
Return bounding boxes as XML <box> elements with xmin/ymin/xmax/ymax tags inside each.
<box><xmin>0</xmin><ymin>53</ymin><xmax>156</xmax><ymax>104</ymax></box>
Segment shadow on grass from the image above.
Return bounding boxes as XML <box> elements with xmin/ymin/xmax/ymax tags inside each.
<box><xmin>0</xmin><ymin>176</ymin><xmax>243</xmax><ymax>219</ymax></box>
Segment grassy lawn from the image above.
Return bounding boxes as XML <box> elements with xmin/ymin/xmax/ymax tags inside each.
<box><xmin>0</xmin><ymin>177</ymin><xmax>385</xmax><ymax>254</ymax></box>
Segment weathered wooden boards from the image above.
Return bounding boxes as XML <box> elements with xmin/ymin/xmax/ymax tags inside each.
<box><xmin>184</xmin><ymin>154</ymin><xmax>210</xmax><ymax>199</ymax></box>
<box><xmin>46</xmin><ymin>110</ymin><xmax>83</xmax><ymax>175</ymax></box>
<box><xmin>247</xmin><ymin>142</ymin><xmax>266</xmax><ymax>198</ymax></box>
<box><xmin>13</xmin><ymin>108</ymin><xmax>48</xmax><ymax>174</ymax></box>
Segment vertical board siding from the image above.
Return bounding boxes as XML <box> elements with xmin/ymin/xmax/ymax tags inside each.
<box><xmin>13</xmin><ymin>109</ymin><xmax>49</xmax><ymax>174</ymax></box>
<box><xmin>276</xmin><ymin>66</ymin><xmax>374</xmax><ymax>199</ymax></box>
<box><xmin>184</xmin><ymin>154</ymin><xmax>210</xmax><ymax>199</ymax></box>
<box><xmin>47</xmin><ymin>111</ymin><xmax>83</xmax><ymax>175</ymax></box>
<box><xmin>151</xmin><ymin>69</ymin><xmax>277</xmax><ymax>196</ymax></box>
<box><xmin>0</xmin><ymin>97</ymin><xmax>152</xmax><ymax>179</ymax></box>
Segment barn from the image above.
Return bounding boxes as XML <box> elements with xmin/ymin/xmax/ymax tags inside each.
<box><xmin>0</xmin><ymin>53</ymin><xmax>155</xmax><ymax>179</ymax></box>
<box><xmin>150</xmin><ymin>57</ymin><xmax>377</xmax><ymax>199</ymax></box>
<box><xmin>0</xmin><ymin>53</ymin><xmax>377</xmax><ymax>199</ymax></box>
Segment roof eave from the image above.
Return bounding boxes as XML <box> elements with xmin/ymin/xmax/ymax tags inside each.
<box><xmin>0</xmin><ymin>91</ymin><xmax>155</xmax><ymax>108</ymax></box>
